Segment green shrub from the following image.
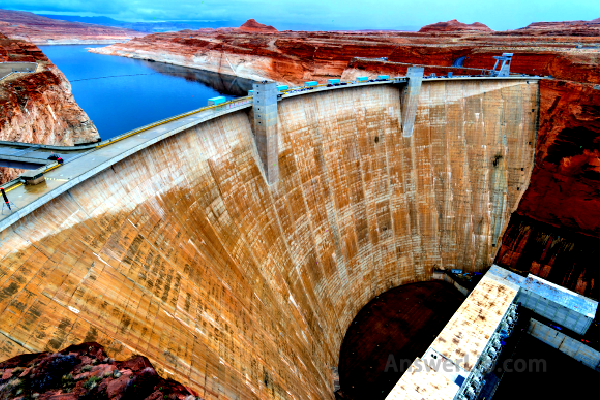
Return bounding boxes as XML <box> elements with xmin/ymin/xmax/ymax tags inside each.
<box><xmin>61</xmin><ymin>373</ymin><xmax>75</xmax><ymax>389</ymax></box>
<box><xmin>80</xmin><ymin>365</ymin><xmax>93</xmax><ymax>372</ymax></box>
<box><xmin>83</xmin><ymin>375</ymin><xmax>101</xmax><ymax>390</ymax></box>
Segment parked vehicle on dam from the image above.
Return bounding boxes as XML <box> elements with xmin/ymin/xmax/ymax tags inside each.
<box><xmin>208</xmin><ymin>96</ymin><xmax>226</xmax><ymax>106</ymax></box>
<box><xmin>47</xmin><ymin>154</ymin><xmax>63</xmax><ymax>164</ymax></box>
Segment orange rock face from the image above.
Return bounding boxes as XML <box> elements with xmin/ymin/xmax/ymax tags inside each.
<box><xmin>92</xmin><ymin>23</ymin><xmax>600</xmax><ymax>85</ymax></box>
<box><xmin>0</xmin><ymin>10</ymin><xmax>145</xmax><ymax>44</ymax></box>
<box><xmin>0</xmin><ymin>34</ymin><xmax>100</xmax><ymax>183</ymax></box>
<box><xmin>513</xmin><ymin>18</ymin><xmax>600</xmax><ymax>36</ymax></box>
<box><xmin>341</xmin><ymin>58</ymin><xmax>488</xmax><ymax>80</ymax></box>
<box><xmin>418</xmin><ymin>19</ymin><xmax>492</xmax><ymax>32</ymax></box>
<box><xmin>239</xmin><ymin>18</ymin><xmax>278</xmax><ymax>32</ymax></box>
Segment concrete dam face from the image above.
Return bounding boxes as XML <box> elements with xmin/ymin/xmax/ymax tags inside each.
<box><xmin>0</xmin><ymin>80</ymin><xmax>538</xmax><ymax>399</ymax></box>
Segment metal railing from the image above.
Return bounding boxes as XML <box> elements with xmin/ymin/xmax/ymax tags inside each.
<box><xmin>0</xmin><ymin>62</ymin><xmax>38</xmax><ymax>82</ymax></box>
<box><xmin>1</xmin><ymin>96</ymin><xmax>253</xmax><ymax>193</ymax></box>
<box><xmin>95</xmin><ymin>96</ymin><xmax>252</xmax><ymax>149</ymax></box>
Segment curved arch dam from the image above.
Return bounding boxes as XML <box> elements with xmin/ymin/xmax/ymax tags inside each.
<box><xmin>0</xmin><ymin>79</ymin><xmax>538</xmax><ymax>399</ymax></box>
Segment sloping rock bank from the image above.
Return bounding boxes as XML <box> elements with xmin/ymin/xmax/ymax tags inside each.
<box><xmin>0</xmin><ymin>342</ymin><xmax>198</xmax><ymax>400</ymax></box>
<box><xmin>0</xmin><ymin>33</ymin><xmax>100</xmax><ymax>183</ymax></box>
<box><xmin>0</xmin><ymin>10</ymin><xmax>144</xmax><ymax>45</ymax></box>
<box><xmin>90</xmin><ymin>19</ymin><xmax>600</xmax><ymax>86</ymax></box>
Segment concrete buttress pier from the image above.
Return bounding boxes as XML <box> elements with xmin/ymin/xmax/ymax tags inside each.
<box><xmin>252</xmin><ymin>81</ymin><xmax>279</xmax><ymax>184</ymax></box>
<box><xmin>401</xmin><ymin>67</ymin><xmax>424</xmax><ymax>138</ymax></box>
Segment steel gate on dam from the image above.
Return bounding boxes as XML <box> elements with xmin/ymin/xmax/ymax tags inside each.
<box><xmin>0</xmin><ymin>76</ymin><xmax>540</xmax><ymax>399</ymax></box>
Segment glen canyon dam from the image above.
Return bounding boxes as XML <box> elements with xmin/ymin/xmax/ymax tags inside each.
<box><xmin>0</xmin><ymin>6</ymin><xmax>599</xmax><ymax>400</ymax></box>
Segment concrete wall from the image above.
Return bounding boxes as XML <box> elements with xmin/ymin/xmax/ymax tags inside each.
<box><xmin>487</xmin><ymin>265</ymin><xmax>598</xmax><ymax>335</ymax></box>
<box><xmin>529</xmin><ymin>318</ymin><xmax>600</xmax><ymax>370</ymax></box>
<box><xmin>0</xmin><ymin>80</ymin><xmax>538</xmax><ymax>399</ymax></box>
<box><xmin>432</xmin><ymin>270</ymin><xmax>470</xmax><ymax>297</ymax></box>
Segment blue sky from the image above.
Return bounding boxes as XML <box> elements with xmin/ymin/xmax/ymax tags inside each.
<box><xmin>3</xmin><ymin>0</ymin><xmax>600</xmax><ymax>30</ymax></box>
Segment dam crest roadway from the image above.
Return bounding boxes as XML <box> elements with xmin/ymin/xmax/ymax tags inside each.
<box><xmin>0</xmin><ymin>73</ymin><xmax>541</xmax><ymax>399</ymax></box>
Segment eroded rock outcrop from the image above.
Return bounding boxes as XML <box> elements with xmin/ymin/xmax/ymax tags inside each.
<box><xmin>0</xmin><ymin>34</ymin><xmax>99</xmax><ymax>183</ymax></box>
<box><xmin>0</xmin><ymin>342</ymin><xmax>198</xmax><ymax>400</ymax></box>
<box><xmin>513</xmin><ymin>18</ymin><xmax>600</xmax><ymax>37</ymax></box>
<box><xmin>0</xmin><ymin>10</ymin><xmax>145</xmax><ymax>45</ymax></box>
<box><xmin>418</xmin><ymin>19</ymin><xmax>492</xmax><ymax>32</ymax></box>
<box><xmin>91</xmin><ymin>20</ymin><xmax>600</xmax><ymax>86</ymax></box>
<box><xmin>239</xmin><ymin>18</ymin><xmax>277</xmax><ymax>32</ymax></box>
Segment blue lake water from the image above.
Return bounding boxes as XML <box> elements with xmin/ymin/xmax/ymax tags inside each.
<box><xmin>39</xmin><ymin>45</ymin><xmax>253</xmax><ymax>141</ymax></box>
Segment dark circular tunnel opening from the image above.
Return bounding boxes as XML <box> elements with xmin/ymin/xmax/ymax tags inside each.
<box><xmin>336</xmin><ymin>281</ymin><xmax>465</xmax><ymax>400</ymax></box>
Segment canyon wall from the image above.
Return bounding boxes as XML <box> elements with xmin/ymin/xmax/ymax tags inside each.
<box><xmin>90</xmin><ymin>32</ymin><xmax>480</xmax><ymax>85</ymax></box>
<box><xmin>495</xmin><ymin>79</ymin><xmax>600</xmax><ymax>298</ymax></box>
<box><xmin>341</xmin><ymin>59</ymin><xmax>489</xmax><ymax>81</ymax></box>
<box><xmin>0</xmin><ymin>80</ymin><xmax>538</xmax><ymax>399</ymax></box>
<box><xmin>342</xmin><ymin>51</ymin><xmax>600</xmax><ymax>85</ymax></box>
<box><xmin>0</xmin><ymin>10</ymin><xmax>144</xmax><ymax>45</ymax></box>
<box><xmin>0</xmin><ymin>34</ymin><xmax>100</xmax><ymax>183</ymax></box>
<box><xmin>89</xmin><ymin>25</ymin><xmax>599</xmax><ymax>86</ymax></box>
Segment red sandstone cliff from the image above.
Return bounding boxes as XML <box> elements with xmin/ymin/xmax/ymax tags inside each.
<box><xmin>0</xmin><ymin>10</ymin><xmax>145</xmax><ymax>44</ymax></box>
<box><xmin>90</xmin><ymin>21</ymin><xmax>600</xmax><ymax>85</ymax></box>
<box><xmin>239</xmin><ymin>18</ymin><xmax>277</xmax><ymax>32</ymax></box>
<box><xmin>0</xmin><ymin>34</ymin><xmax>100</xmax><ymax>183</ymax></box>
<box><xmin>342</xmin><ymin>48</ymin><xmax>600</xmax><ymax>84</ymax></box>
<box><xmin>499</xmin><ymin>18</ymin><xmax>600</xmax><ymax>37</ymax></box>
<box><xmin>419</xmin><ymin>19</ymin><xmax>492</xmax><ymax>32</ymax></box>
<box><xmin>522</xmin><ymin>18</ymin><xmax>600</xmax><ymax>30</ymax></box>
<box><xmin>0</xmin><ymin>342</ymin><xmax>197</xmax><ymax>400</ymax></box>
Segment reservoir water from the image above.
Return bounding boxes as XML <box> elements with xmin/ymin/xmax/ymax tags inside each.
<box><xmin>39</xmin><ymin>45</ymin><xmax>253</xmax><ymax>141</ymax></box>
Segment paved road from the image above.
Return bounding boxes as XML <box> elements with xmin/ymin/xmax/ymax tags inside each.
<box><xmin>0</xmin><ymin>143</ymin><xmax>92</xmax><ymax>169</ymax></box>
<box><xmin>0</xmin><ymin>62</ymin><xmax>37</xmax><ymax>81</ymax></box>
<box><xmin>0</xmin><ymin>100</ymin><xmax>252</xmax><ymax>228</ymax></box>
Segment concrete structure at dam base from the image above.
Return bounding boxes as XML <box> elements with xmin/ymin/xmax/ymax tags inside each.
<box><xmin>0</xmin><ymin>75</ymin><xmax>549</xmax><ymax>399</ymax></box>
<box><xmin>387</xmin><ymin>265</ymin><xmax>598</xmax><ymax>399</ymax></box>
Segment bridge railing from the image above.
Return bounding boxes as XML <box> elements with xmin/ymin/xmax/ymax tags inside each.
<box><xmin>0</xmin><ymin>62</ymin><xmax>39</xmax><ymax>82</ymax></box>
<box><xmin>0</xmin><ymin>96</ymin><xmax>254</xmax><ymax>193</ymax></box>
<box><xmin>95</xmin><ymin>96</ymin><xmax>253</xmax><ymax>149</ymax></box>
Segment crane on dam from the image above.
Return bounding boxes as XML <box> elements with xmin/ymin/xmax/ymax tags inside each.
<box><xmin>490</xmin><ymin>53</ymin><xmax>513</xmax><ymax>77</ymax></box>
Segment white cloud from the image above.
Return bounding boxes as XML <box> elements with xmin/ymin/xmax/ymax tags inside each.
<box><xmin>3</xmin><ymin>0</ymin><xmax>599</xmax><ymax>30</ymax></box>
